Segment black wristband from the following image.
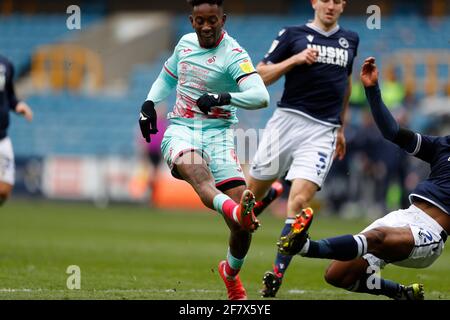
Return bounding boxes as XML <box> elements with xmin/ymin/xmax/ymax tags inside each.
<box><xmin>219</xmin><ymin>93</ymin><xmax>231</xmax><ymax>106</ymax></box>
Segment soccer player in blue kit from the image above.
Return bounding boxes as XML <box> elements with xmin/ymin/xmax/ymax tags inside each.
<box><xmin>0</xmin><ymin>55</ymin><xmax>33</xmax><ymax>205</ymax></box>
<box><xmin>246</xmin><ymin>0</ymin><xmax>359</xmax><ymax>297</ymax></box>
<box><xmin>138</xmin><ymin>0</ymin><xmax>270</xmax><ymax>300</ymax></box>
<box><xmin>278</xmin><ymin>57</ymin><xmax>449</xmax><ymax>300</ymax></box>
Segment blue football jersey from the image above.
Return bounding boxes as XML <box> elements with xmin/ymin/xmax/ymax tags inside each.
<box><xmin>263</xmin><ymin>23</ymin><xmax>359</xmax><ymax>126</ymax></box>
<box><xmin>409</xmin><ymin>134</ymin><xmax>450</xmax><ymax>215</ymax></box>
<box><xmin>0</xmin><ymin>55</ymin><xmax>19</xmax><ymax>139</ymax></box>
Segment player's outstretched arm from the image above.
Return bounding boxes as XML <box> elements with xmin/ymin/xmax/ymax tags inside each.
<box><xmin>139</xmin><ymin>67</ymin><xmax>177</xmax><ymax>143</ymax></box>
<box><xmin>361</xmin><ymin>57</ymin><xmax>417</xmax><ymax>154</ymax></box>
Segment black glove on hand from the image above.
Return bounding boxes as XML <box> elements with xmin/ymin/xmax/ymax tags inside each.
<box><xmin>139</xmin><ymin>100</ymin><xmax>158</xmax><ymax>143</ymax></box>
<box><xmin>196</xmin><ymin>93</ymin><xmax>231</xmax><ymax>115</ymax></box>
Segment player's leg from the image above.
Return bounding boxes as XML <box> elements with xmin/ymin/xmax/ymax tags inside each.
<box><xmin>174</xmin><ymin>151</ymin><xmax>221</xmax><ymax>209</ymax></box>
<box><xmin>248</xmin><ymin>177</ymin><xmax>284</xmax><ymax>217</ymax></box>
<box><xmin>174</xmin><ymin>151</ymin><xmax>257</xmax><ymax>231</ymax></box>
<box><xmin>324</xmin><ymin>259</ymin><xmax>423</xmax><ymax>300</ymax></box>
<box><xmin>0</xmin><ymin>182</ymin><xmax>12</xmax><ymax>205</ymax></box>
<box><xmin>206</xmin><ymin>128</ymin><xmax>259</xmax><ymax>300</ymax></box>
<box><xmin>247</xmin><ymin>176</ymin><xmax>276</xmax><ymax>201</ymax></box>
<box><xmin>293</xmin><ymin>226</ymin><xmax>413</xmax><ymax>261</ymax></box>
<box><xmin>261</xmin><ymin>178</ymin><xmax>318</xmax><ymax>297</ymax></box>
<box><xmin>279</xmin><ymin>206</ymin><xmax>447</xmax><ymax>299</ymax></box>
<box><xmin>223</xmin><ymin>185</ymin><xmax>252</xmax><ymax>262</ymax></box>
<box><xmin>249</xmin><ymin>109</ymin><xmax>293</xmax><ymax>217</ymax></box>
<box><xmin>262</xmin><ymin>119</ymin><xmax>338</xmax><ymax>297</ymax></box>
<box><xmin>278</xmin><ymin>219</ymin><xmax>422</xmax><ymax>299</ymax></box>
<box><xmin>293</xmin><ymin>207</ymin><xmax>445</xmax><ymax>266</ymax></box>
<box><xmin>161</xmin><ymin>125</ymin><xmax>257</xmax><ymax>231</ymax></box>
<box><xmin>274</xmin><ymin>179</ymin><xmax>318</xmax><ymax>274</ymax></box>
<box><xmin>216</xmin><ymin>185</ymin><xmax>254</xmax><ymax>300</ymax></box>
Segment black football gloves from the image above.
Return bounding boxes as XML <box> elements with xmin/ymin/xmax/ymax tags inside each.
<box><xmin>196</xmin><ymin>93</ymin><xmax>231</xmax><ymax>115</ymax></box>
<box><xmin>139</xmin><ymin>100</ymin><xmax>158</xmax><ymax>143</ymax></box>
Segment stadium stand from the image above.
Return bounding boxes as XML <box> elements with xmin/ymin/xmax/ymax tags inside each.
<box><xmin>6</xmin><ymin>14</ymin><xmax>450</xmax><ymax>160</ymax></box>
<box><xmin>0</xmin><ymin>13</ymin><xmax>102</xmax><ymax>76</ymax></box>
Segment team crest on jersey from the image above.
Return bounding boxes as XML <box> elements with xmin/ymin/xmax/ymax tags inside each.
<box><xmin>239</xmin><ymin>59</ymin><xmax>255</xmax><ymax>73</ymax></box>
<box><xmin>339</xmin><ymin>37</ymin><xmax>349</xmax><ymax>49</ymax></box>
<box><xmin>182</xmin><ymin>48</ymin><xmax>192</xmax><ymax>55</ymax></box>
<box><xmin>207</xmin><ymin>56</ymin><xmax>216</xmax><ymax>64</ymax></box>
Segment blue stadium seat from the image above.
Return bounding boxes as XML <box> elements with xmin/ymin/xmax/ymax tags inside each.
<box><xmin>7</xmin><ymin>14</ymin><xmax>450</xmax><ymax>158</ymax></box>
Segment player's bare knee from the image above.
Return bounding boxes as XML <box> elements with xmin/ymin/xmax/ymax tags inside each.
<box><xmin>324</xmin><ymin>263</ymin><xmax>348</xmax><ymax>288</ymax></box>
<box><xmin>364</xmin><ymin>228</ymin><xmax>387</xmax><ymax>255</ymax></box>
<box><xmin>180</xmin><ymin>164</ymin><xmax>212</xmax><ymax>187</ymax></box>
<box><xmin>0</xmin><ymin>191</ymin><xmax>10</xmax><ymax>205</ymax></box>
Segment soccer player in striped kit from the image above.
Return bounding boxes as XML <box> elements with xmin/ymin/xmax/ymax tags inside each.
<box><xmin>138</xmin><ymin>0</ymin><xmax>270</xmax><ymax>300</ymax></box>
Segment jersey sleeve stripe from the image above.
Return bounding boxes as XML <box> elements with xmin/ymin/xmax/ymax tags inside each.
<box><xmin>409</xmin><ymin>133</ymin><xmax>422</xmax><ymax>156</ymax></box>
<box><xmin>236</xmin><ymin>71</ymin><xmax>258</xmax><ymax>84</ymax></box>
<box><xmin>164</xmin><ymin>65</ymin><xmax>178</xmax><ymax>80</ymax></box>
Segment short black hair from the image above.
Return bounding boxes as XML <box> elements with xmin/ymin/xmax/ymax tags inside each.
<box><xmin>187</xmin><ymin>0</ymin><xmax>224</xmax><ymax>7</ymax></box>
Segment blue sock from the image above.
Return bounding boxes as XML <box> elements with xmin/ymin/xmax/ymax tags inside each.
<box><xmin>348</xmin><ymin>273</ymin><xmax>401</xmax><ymax>299</ymax></box>
<box><xmin>273</xmin><ymin>219</ymin><xmax>296</xmax><ymax>277</ymax></box>
<box><xmin>303</xmin><ymin>234</ymin><xmax>368</xmax><ymax>260</ymax></box>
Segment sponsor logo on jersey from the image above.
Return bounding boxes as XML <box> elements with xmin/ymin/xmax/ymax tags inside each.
<box><xmin>307</xmin><ymin>35</ymin><xmax>314</xmax><ymax>43</ymax></box>
<box><xmin>232</xmin><ymin>48</ymin><xmax>243</xmax><ymax>53</ymax></box>
<box><xmin>239</xmin><ymin>59</ymin><xmax>255</xmax><ymax>73</ymax></box>
<box><xmin>448</xmin><ymin>156</ymin><xmax>450</xmax><ymax>161</ymax></box>
<box><xmin>182</xmin><ymin>48</ymin><xmax>192</xmax><ymax>54</ymax></box>
<box><xmin>307</xmin><ymin>44</ymin><xmax>349</xmax><ymax>67</ymax></box>
<box><xmin>339</xmin><ymin>37</ymin><xmax>349</xmax><ymax>48</ymax></box>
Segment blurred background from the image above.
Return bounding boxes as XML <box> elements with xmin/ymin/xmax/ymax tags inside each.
<box><xmin>2</xmin><ymin>0</ymin><xmax>450</xmax><ymax>215</ymax></box>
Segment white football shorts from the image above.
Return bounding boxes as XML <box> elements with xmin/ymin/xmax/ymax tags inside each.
<box><xmin>0</xmin><ymin>137</ymin><xmax>15</xmax><ymax>185</ymax></box>
<box><xmin>362</xmin><ymin>204</ymin><xmax>447</xmax><ymax>269</ymax></box>
<box><xmin>249</xmin><ymin>108</ymin><xmax>338</xmax><ymax>188</ymax></box>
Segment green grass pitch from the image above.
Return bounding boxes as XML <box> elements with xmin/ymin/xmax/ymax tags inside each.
<box><xmin>0</xmin><ymin>200</ymin><xmax>448</xmax><ymax>300</ymax></box>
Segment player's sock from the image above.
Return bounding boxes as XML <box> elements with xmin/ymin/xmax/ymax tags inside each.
<box><xmin>300</xmin><ymin>234</ymin><xmax>368</xmax><ymax>260</ymax></box>
<box><xmin>253</xmin><ymin>185</ymin><xmax>280</xmax><ymax>217</ymax></box>
<box><xmin>224</xmin><ymin>248</ymin><xmax>245</xmax><ymax>279</ymax></box>
<box><xmin>348</xmin><ymin>274</ymin><xmax>402</xmax><ymax>299</ymax></box>
<box><xmin>213</xmin><ymin>194</ymin><xmax>238</xmax><ymax>222</ymax></box>
<box><xmin>273</xmin><ymin>218</ymin><xmax>296</xmax><ymax>277</ymax></box>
